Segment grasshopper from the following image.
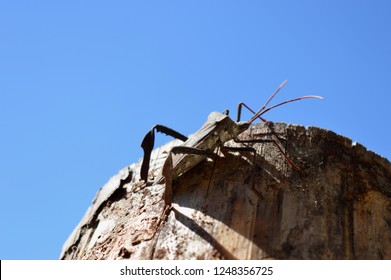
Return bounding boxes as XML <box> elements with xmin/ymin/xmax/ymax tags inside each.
<box><xmin>140</xmin><ymin>80</ymin><xmax>322</xmax><ymax>218</ymax></box>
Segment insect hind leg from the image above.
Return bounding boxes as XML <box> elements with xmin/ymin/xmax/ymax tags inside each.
<box><xmin>140</xmin><ymin>125</ymin><xmax>188</xmax><ymax>182</ymax></box>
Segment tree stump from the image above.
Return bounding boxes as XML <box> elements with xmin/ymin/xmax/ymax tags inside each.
<box><xmin>60</xmin><ymin>123</ymin><xmax>391</xmax><ymax>260</ymax></box>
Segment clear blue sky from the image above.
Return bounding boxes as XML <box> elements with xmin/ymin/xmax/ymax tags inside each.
<box><xmin>1</xmin><ymin>1</ymin><xmax>390</xmax><ymax>259</ymax></box>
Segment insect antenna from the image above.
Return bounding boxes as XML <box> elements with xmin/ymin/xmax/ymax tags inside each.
<box><xmin>242</xmin><ymin>81</ymin><xmax>323</xmax><ymax>172</ymax></box>
<box><xmin>249</xmin><ymin>95</ymin><xmax>323</xmax><ymax>124</ymax></box>
<box><xmin>246</xmin><ymin>80</ymin><xmax>288</xmax><ymax>122</ymax></box>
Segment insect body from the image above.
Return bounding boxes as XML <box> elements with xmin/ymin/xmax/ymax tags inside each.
<box><xmin>163</xmin><ymin>112</ymin><xmax>249</xmax><ymax>181</ymax></box>
<box><xmin>140</xmin><ymin>80</ymin><xmax>322</xmax><ymax>217</ymax></box>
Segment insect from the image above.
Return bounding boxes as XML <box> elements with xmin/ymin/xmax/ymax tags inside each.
<box><xmin>140</xmin><ymin>80</ymin><xmax>322</xmax><ymax>218</ymax></box>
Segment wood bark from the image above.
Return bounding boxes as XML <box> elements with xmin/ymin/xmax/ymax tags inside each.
<box><xmin>60</xmin><ymin>123</ymin><xmax>391</xmax><ymax>260</ymax></box>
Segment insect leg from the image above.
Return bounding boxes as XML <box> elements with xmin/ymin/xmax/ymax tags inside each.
<box><xmin>153</xmin><ymin>146</ymin><xmax>215</xmax><ymax>239</ymax></box>
<box><xmin>236</xmin><ymin>102</ymin><xmax>304</xmax><ymax>172</ymax></box>
<box><xmin>140</xmin><ymin>125</ymin><xmax>188</xmax><ymax>182</ymax></box>
<box><xmin>162</xmin><ymin>146</ymin><xmax>213</xmax><ymax>205</ymax></box>
<box><xmin>236</xmin><ymin>129</ymin><xmax>303</xmax><ymax>173</ymax></box>
<box><xmin>160</xmin><ymin>146</ymin><xmax>214</xmax><ymax>219</ymax></box>
<box><xmin>220</xmin><ymin>146</ymin><xmax>264</xmax><ymax>200</ymax></box>
<box><xmin>237</xmin><ymin>102</ymin><xmax>267</xmax><ymax>122</ymax></box>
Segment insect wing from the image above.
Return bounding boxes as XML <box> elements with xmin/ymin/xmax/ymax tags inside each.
<box><xmin>170</xmin><ymin>113</ymin><xmax>224</xmax><ymax>178</ymax></box>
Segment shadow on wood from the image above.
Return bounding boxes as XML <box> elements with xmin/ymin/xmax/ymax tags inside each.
<box><xmin>60</xmin><ymin>123</ymin><xmax>391</xmax><ymax>260</ymax></box>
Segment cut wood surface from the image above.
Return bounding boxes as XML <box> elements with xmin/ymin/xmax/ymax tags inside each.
<box><xmin>60</xmin><ymin>122</ymin><xmax>391</xmax><ymax>260</ymax></box>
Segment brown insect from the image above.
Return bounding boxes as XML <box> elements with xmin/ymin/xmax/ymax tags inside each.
<box><xmin>140</xmin><ymin>80</ymin><xmax>322</xmax><ymax>218</ymax></box>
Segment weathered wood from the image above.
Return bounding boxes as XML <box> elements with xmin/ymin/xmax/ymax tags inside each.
<box><xmin>60</xmin><ymin>123</ymin><xmax>391</xmax><ymax>260</ymax></box>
